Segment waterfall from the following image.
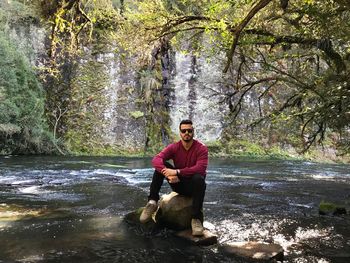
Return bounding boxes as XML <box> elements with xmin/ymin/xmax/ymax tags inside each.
<box><xmin>169</xmin><ymin>52</ymin><xmax>225</xmax><ymax>143</ymax></box>
<box><xmin>6</xmin><ymin>18</ymin><xmax>226</xmax><ymax>151</ymax></box>
<box><xmin>94</xmin><ymin>52</ymin><xmax>146</xmax><ymax>151</ymax></box>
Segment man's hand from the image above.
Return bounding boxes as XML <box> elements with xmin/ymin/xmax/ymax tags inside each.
<box><xmin>167</xmin><ymin>175</ymin><xmax>180</xmax><ymax>183</ymax></box>
<box><xmin>161</xmin><ymin>168</ymin><xmax>180</xmax><ymax>183</ymax></box>
<box><xmin>161</xmin><ymin>168</ymin><xmax>177</xmax><ymax>177</ymax></box>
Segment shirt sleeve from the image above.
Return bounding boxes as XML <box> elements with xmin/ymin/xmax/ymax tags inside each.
<box><xmin>151</xmin><ymin>144</ymin><xmax>175</xmax><ymax>173</ymax></box>
<box><xmin>179</xmin><ymin>145</ymin><xmax>208</xmax><ymax>177</ymax></box>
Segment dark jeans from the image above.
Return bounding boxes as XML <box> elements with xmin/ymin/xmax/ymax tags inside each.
<box><xmin>148</xmin><ymin>163</ymin><xmax>206</xmax><ymax>219</ymax></box>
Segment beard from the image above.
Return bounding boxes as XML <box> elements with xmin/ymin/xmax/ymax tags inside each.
<box><xmin>182</xmin><ymin>135</ymin><xmax>193</xmax><ymax>142</ymax></box>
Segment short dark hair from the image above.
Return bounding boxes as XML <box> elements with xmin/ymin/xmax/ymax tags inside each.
<box><xmin>179</xmin><ymin>119</ymin><xmax>193</xmax><ymax>129</ymax></box>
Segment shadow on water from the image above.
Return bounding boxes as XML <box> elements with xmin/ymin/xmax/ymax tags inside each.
<box><xmin>0</xmin><ymin>155</ymin><xmax>349</xmax><ymax>262</ymax></box>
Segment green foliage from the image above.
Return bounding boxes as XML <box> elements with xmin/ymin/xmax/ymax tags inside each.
<box><xmin>130</xmin><ymin>111</ymin><xmax>144</xmax><ymax>119</ymax></box>
<box><xmin>0</xmin><ymin>0</ymin><xmax>37</xmax><ymax>28</ymax></box>
<box><xmin>0</xmin><ymin>31</ymin><xmax>54</xmax><ymax>154</ymax></box>
<box><xmin>232</xmin><ymin>140</ymin><xmax>266</xmax><ymax>156</ymax></box>
<box><xmin>119</xmin><ymin>0</ymin><xmax>350</xmax><ymax>155</ymax></box>
<box><xmin>6</xmin><ymin>0</ymin><xmax>348</xmax><ymax>158</ymax></box>
<box><xmin>144</xmin><ymin>122</ymin><xmax>170</xmax><ymax>155</ymax></box>
<box><xmin>220</xmin><ymin>139</ymin><xmax>261</xmax><ymax>156</ymax></box>
<box><xmin>266</xmin><ymin>145</ymin><xmax>293</xmax><ymax>159</ymax></box>
<box><xmin>205</xmin><ymin>140</ymin><xmax>223</xmax><ymax>155</ymax></box>
<box><xmin>205</xmin><ymin>137</ymin><xmax>299</xmax><ymax>160</ymax></box>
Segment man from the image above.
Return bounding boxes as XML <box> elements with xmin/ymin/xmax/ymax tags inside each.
<box><xmin>140</xmin><ymin>119</ymin><xmax>208</xmax><ymax>236</ymax></box>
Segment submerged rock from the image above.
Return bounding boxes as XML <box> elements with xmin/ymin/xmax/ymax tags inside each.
<box><xmin>123</xmin><ymin>207</ymin><xmax>158</xmax><ymax>233</ymax></box>
<box><xmin>175</xmin><ymin>229</ymin><xmax>218</xmax><ymax>246</ymax></box>
<box><xmin>220</xmin><ymin>241</ymin><xmax>284</xmax><ymax>262</ymax></box>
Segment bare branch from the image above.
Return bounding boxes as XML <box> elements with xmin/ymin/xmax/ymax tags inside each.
<box><xmin>227</xmin><ymin>77</ymin><xmax>279</xmax><ymax>122</ymax></box>
<box><xmin>258</xmin><ymin>80</ymin><xmax>278</xmax><ymax>117</ymax></box>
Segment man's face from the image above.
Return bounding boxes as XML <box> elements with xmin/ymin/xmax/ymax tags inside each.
<box><xmin>179</xmin><ymin>124</ymin><xmax>194</xmax><ymax>142</ymax></box>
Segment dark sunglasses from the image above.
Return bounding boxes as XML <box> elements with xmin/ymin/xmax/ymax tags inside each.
<box><xmin>180</xmin><ymin>129</ymin><xmax>193</xmax><ymax>134</ymax></box>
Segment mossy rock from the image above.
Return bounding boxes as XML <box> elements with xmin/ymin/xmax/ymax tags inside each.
<box><xmin>319</xmin><ymin>201</ymin><xmax>347</xmax><ymax>216</ymax></box>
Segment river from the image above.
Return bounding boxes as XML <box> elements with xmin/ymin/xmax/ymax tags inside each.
<box><xmin>0</xmin><ymin>156</ymin><xmax>349</xmax><ymax>262</ymax></box>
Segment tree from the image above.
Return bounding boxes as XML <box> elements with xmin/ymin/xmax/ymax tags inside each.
<box><xmin>0</xmin><ymin>32</ymin><xmax>54</xmax><ymax>154</ymax></box>
<box><xmin>121</xmin><ymin>0</ymin><xmax>350</xmax><ymax>153</ymax></box>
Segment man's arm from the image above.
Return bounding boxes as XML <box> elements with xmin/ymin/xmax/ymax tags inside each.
<box><xmin>151</xmin><ymin>144</ymin><xmax>175</xmax><ymax>173</ymax></box>
<box><xmin>179</xmin><ymin>146</ymin><xmax>208</xmax><ymax>177</ymax></box>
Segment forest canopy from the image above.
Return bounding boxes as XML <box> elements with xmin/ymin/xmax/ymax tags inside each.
<box><xmin>120</xmin><ymin>0</ymin><xmax>350</xmax><ymax>153</ymax></box>
<box><xmin>1</xmin><ymin>0</ymin><xmax>349</xmax><ymax>156</ymax></box>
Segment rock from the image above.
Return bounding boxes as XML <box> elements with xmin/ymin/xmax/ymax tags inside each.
<box><xmin>124</xmin><ymin>192</ymin><xmax>217</xmax><ymax>245</ymax></box>
<box><xmin>220</xmin><ymin>241</ymin><xmax>284</xmax><ymax>262</ymax></box>
<box><xmin>155</xmin><ymin>192</ymin><xmax>203</xmax><ymax>230</ymax></box>
<box><xmin>123</xmin><ymin>207</ymin><xmax>158</xmax><ymax>233</ymax></box>
<box><xmin>124</xmin><ymin>207</ymin><xmax>145</xmax><ymax>223</ymax></box>
<box><xmin>175</xmin><ymin>229</ymin><xmax>218</xmax><ymax>246</ymax></box>
<box><xmin>333</xmin><ymin>207</ymin><xmax>347</xmax><ymax>216</ymax></box>
<box><xmin>319</xmin><ymin>201</ymin><xmax>347</xmax><ymax>216</ymax></box>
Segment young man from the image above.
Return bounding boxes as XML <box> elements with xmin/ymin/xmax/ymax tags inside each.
<box><xmin>140</xmin><ymin>119</ymin><xmax>209</xmax><ymax>236</ymax></box>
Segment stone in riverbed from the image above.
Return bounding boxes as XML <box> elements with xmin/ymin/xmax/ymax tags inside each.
<box><xmin>175</xmin><ymin>229</ymin><xmax>217</xmax><ymax>246</ymax></box>
<box><xmin>319</xmin><ymin>201</ymin><xmax>347</xmax><ymax>216</ymax></box>
<box><xmin>220</xmin><ymin>241</ymin><xmax>284</xmax><ymax>261</ymax></box>
<box><xmin>124</xmin><ymin>192</ymin><xmax>217</xmax><ymax>245</ymax></box>
<box><xmin>155</xmin><ymin>191</ymin><xmax>203</xmax><ymax>230</ymax></box>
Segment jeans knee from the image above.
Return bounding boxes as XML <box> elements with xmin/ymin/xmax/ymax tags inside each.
<box><xmin>192</xmin><ymin>174</ymin><xmax>205</xmax><ymax>187</ymax></box>
<box><xmin>154</xmin><ymin>169</ymin><xmax>163</xmax><ymax>177</ymax></box>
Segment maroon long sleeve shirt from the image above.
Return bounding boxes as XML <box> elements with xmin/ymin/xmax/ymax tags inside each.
<box><xmin>152</xmin><ymin>139</ymin><xmax>208</xmax><ymax>177</ymax></box>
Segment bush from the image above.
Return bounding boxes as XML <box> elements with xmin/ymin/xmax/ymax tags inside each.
<box><xmin>0</xmin><ymin>31</ymin><xmax>54</xmax><ymax>154</ymax></box>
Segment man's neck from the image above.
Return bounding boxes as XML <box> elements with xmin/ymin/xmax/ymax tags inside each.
<box><xmin>181</xmin><ymin>139</ymin><xmax>194</xmax><ymax>151</ymax></box>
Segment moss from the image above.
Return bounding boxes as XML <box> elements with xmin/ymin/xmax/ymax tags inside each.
<box><xmin>64</xmin><ymin>58</ymin><xmax>110</xmax><ymax>153</ymax></box>
<box><xmin>319</xmin><ymin>201</ymin><xmax>347</xmax><ymax>216</ymax></box>
<box><xmin>144</xmin><ymin>121</ymin><xmax>166</xmax><ymax>154</ymax></box>
<box><xmin>130</xmin><ymin>110</ymin><xmax>144</xmax><ymax>119</ymax></box>
<box><xmin>206</xmin><ymin>140</ymin><xmax>223</xmax><ymax>155</ymax></box>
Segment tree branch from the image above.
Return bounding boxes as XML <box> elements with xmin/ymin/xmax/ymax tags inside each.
<box><xmin>161</xmin><ymin>15</ymin><xmax>213</xmax><ymax>33</ymax></box>
<box><xmin>223</xmin><ymin>0</ymin><xmax>273</xmax><ymax>73</ymax></box>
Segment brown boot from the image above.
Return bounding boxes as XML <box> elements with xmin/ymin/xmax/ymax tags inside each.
<box><xmin>140</xmin><ymin>201</ymin><xmax>157</xmax><ymax>223</ymax></box>
<box><xmin>191</xmin><ymin>218</ymin><xmax>204</xmax><ymax>236</ymax></box>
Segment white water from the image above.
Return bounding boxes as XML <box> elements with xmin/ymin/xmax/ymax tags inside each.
<box><xmin>169</xmin><ymin>52</ymin><xmax>225</xmax><ymax>142</ymax></box>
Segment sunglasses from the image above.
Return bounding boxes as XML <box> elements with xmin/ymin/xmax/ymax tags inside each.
<box><xmin>180</xmin><ymin>129</ymin><xmax>193</xmax><ymax>134</ymax></box>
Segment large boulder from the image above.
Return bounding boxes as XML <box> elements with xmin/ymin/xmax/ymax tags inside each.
<box><xmin>155</xmin><ymin>192</ymin><xmax>203</xmax><ymax>230</ymax></box>
<box><xmin>124</xmin><ymin>192</ymin><xmax>194</xmax><ymax>230</ymax></box>
<box><xmin>124</xmin><ymin>192</ymin><xmax>217</xmax><ymax>246</ymax></box>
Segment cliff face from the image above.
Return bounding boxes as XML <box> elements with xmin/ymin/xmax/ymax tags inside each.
<box><xmin>6</xmin><ymin>18</ymin><xmax>349</xmax><ymax>162</ymax></box>
<box><xmin>8</xmin><ymin>19</ymin><xmax>227</xmax><ymax>154</ymax></box>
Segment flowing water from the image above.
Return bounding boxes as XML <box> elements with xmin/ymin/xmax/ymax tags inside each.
<box><xmin>0</xmin><ymin>156</ymin><xmax>349</xmax><ymax>263</ymax></box>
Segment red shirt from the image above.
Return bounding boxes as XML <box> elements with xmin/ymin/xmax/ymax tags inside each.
<box><xmin>152</xmin><ymin>139</ymin><xmax>208</xmax><ymax>177</ymax></box>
